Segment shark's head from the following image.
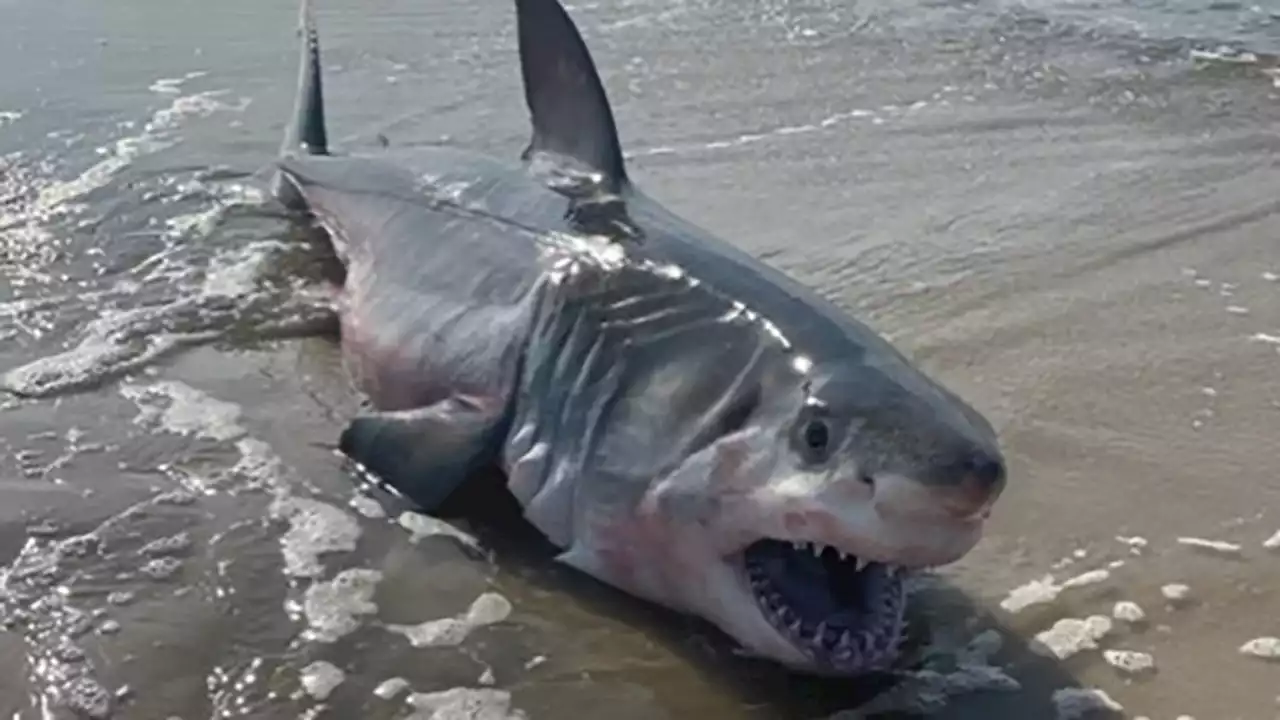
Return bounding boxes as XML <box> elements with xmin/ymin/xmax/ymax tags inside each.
<box><xmin>614</xmin><ymin>348</ymin><xmax>1006</xmax><ymax>676</ymax></box>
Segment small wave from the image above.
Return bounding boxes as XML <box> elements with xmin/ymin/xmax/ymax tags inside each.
<box><xmin>2</xmin><ymin>155</ymin><xmax>336</xmax><ymax>398</ymax></box>
<box><xmin>1190</xmin><ymin>45</ymin><xmax>1280</xmax><ymax>86</ymax></box>
<box><xmin>0</xmin><ymin>83</ymin><xmax>245</xmax><ymax>286</ymax></box>
<box><xmin>1</xmin><ymin>259</ymin><xmax>337</xmax><ymax>398</ymax></box>
<box><xmin>995</xmin><ymin>0</ymin><xmax>1279</xmax><ymax>52</ymax></box>
<box><xmin>33</xmin><ymin>90</ymin><xmax>238</xmax><ymax>214</ymax></box>
<box><xmin>625</xmin><ymin>100</ymin><xmax>946</xmax><ymax>161</ymax></box>
<box><xmin>147</xmin><ymin>70</ymin><xmax>210</xmax><ymax>96</ymax></box>
<box><xmin>0</xmin><ymin>67</ymin><xmax>354</xmax><ymax>400</ymax></box>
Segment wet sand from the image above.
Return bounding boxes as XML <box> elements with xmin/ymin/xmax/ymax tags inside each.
<box><xmin>2</xmin><ymin>0</ymin><xmax>1279</xmax><ymax>717</ymax></box>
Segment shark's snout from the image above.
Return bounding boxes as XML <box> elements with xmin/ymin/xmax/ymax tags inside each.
<box><xmin>928</xmin><ymin>446</ymin><xmax>1007</xmax><ymax>520</ymax></box>
<box><xmin>871</xmin><ymin>449</ymin><xmax>1005</xmax><ymax>526</ymax></box>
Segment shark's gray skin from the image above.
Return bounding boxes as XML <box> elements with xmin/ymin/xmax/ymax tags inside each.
<box><xmin>270</xmin><ymin>0</ymin><xmax>1008</xmax><ymax>676</ymax></box>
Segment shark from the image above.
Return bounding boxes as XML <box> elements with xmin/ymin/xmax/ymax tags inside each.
<box><xmin>269</xmin><ymin>0</ymin><xmax>1008</xmax><ymax>676</ymax></box>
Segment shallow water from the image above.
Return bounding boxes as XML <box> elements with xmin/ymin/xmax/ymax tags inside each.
<box><xmin>2</xmin><ymin>0</ymin><xmax>1279</xmax><ymax>718</ymax></box>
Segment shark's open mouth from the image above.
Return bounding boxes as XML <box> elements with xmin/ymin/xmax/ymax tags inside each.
<box><xmin>743</xmin><ymin>539</ymin><xmax>907</xmax><ymax>673</ymax></box>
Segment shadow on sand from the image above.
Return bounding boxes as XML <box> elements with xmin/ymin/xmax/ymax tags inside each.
<box><xmin>359</xmin><ymin>465</ymin><xmax>1116</xmax><ymax>720</ymax></box>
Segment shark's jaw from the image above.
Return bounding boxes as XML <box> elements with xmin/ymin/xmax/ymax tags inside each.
<box><xmin>740</xmin><ymin>539</ymin><xmax>907</xmax><ymax>674</ymax></box>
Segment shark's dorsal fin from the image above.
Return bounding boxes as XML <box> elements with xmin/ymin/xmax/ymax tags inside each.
<box><xmin>515</xmin><ymin>0</ymin><xmax>628</xmax><ymax>193</ymax></box>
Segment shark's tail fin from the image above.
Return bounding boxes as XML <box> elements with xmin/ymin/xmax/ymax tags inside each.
<box><xmin>284</xmin><ymin>0</ymin><xmax>328</xmax><ymax>157</ymax></box>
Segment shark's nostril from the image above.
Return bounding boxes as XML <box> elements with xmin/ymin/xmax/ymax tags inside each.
<box><xmin>961</xmin><ymin>449</ymin><xmax>1005</xmax><ymax>491</ymax></box>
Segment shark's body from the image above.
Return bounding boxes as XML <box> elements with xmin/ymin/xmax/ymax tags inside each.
<box><xmin>271</xmin><ymin>0</ymin><xmax>1008</xmax><ymax>676</ymax></box>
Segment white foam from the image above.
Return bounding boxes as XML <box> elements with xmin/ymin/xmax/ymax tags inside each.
<box><xmin>1062</xmin><ymin>569</ymin><xmax>1110</xmax><ymax>589</ymax></box>
<box><xmin>999</xmin><ymin>575</ymin><xmax>1060</xmax><ymax>613</ymax></box>
<box><xmin>374</xmin><ymin>677</ymin><xmax>411</xmax><ymax>700</ymax></box>
<box><xmin>230</xmin><ymin>437</ymin><xmax>285</xmax><ymax>489</ymax></box>
<box><xmin>1250</xmin><ymin>332</ymin><xmax>1280</xmax><ymax>345</ymax></box>
<box><xmin>276</xmin><ymin>497</ymin><xmax>362</xmax><ymax>579</ymax></box>
<box><xmin>297</xmin><ymin>568</ymin><xmax>382</xmax><ymax>644</ymax></box>
<box><xmin>1263</xmin><ymin>530</ymin><xmax>1280</xmax><ymax>550</ymax></box>
<box><xmin>1161</xmin><ymin>583</ymin><xmax>1192</xmax><ymax>604</ymax></box>
<box><xmin>1116</xmin><ymin>535</ymin><xmax>1148</xmax><ymax>556</ymax></box>
<box><xmin>349</xmin><ymin>494</ymin><xmax>387</xmax><ymax>519</ymax></box>
<box><xmin>999</xmin><ymin>568</ymin><xmax>1110</xmax><ymax>614</ymax></box>
<box><xmin>300</xmin><ymin>660</ymin><xmax>345</xmax><ymax>701</ymax></box>
<box><xmin>397</xmin><ymin>511</ymin><xmax>482</xmax><ymax>552</ymax></box>
<box><xmin>1052</xmin><ymin>688</ymin><xmax>1123</xmax><ymax>720</ymax></box>
<box><xmin>148</xmin><ymin>71</ymin><xmax>208</xmax><ymax>95</ymax></box>
<box><xmin>1177</xmin><ymin>532</ymin><xmax>1239</xmax><ymax>556</ymax></box>
<box><xmin>1239</xmin><ymin>637</ymin><xmax>1280</xmax><ymax>660</ymax></box>
<box><xmin>1190</xmin><ymin>47</ymin><xmax>1261</xmax><ymax>65</ymax></box>
<box><xmin>139</xmin><ymin>532</ymin><xmax>192</xmax><ymax>557</ymax></box>
<box><xmin>0</xmin><ymin>110</ymin><xmax>21</xmax><ymax>127</ymax></box>
<box><xmin>1031</xmin><ymin>616</ymin><xmax>1113</xmax><ymax>660</ymax></box>
<box><xmin>1176</xmin><ymin>537</ymin><xmax>1242</xmax><ymax>556</ymax></box>
<box><xmin>120</xmin><ymin>380</ymin><xmax>245</xmax><ymax>442</ymax></box>
<box><xmin>1112</xmin><ymin>601</ymin><xmax>1146</xmax><ymax>624</ymax></box>
<box><xmin>1103</xmin><ymin>649</ymin><xmax>1156</xmax><ymax>676</ymax></box>
<box><xmin>405</xmin><ymin>688</ymin><xmax>527</xmax><ymax>720</ymax></box>
<box><xmin>388</xmin><ymin>592</ymin><xmax>513</xmax><ymax>648</ymax></box>
<box><xmin>164</xmin><ymin>204</ymin><xmax>224</xmax><ymax>243</ymax></box>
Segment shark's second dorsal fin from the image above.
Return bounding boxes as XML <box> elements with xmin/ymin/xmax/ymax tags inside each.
<box><xmin>515</xmin><ymin>0</ymin><xmax>628</xmax><ymax>193</ymax></box>
<box><xmin>284</xmin><ymin>0</ymin><xmax>329</xmax><ymax>157</ymax></box>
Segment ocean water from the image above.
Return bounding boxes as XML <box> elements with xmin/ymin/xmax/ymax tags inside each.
<box><xmin>2</xmin><ymin>0</ymin><xmax>1279</xmax><ymax>718</ymax></box>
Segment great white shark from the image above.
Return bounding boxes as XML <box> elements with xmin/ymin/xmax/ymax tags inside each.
<box><xmin>269</xmin><ymin>0</ymin><xmax>1008</xmax><ymax>676</ymax></box>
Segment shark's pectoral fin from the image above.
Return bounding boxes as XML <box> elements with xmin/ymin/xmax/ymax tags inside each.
<box><xmin>339</xmin><ymin>396</ymin><xmax>505</xmax><ymax>513</ymax></box>
<box><xmin>555</xmin><ymin>546</ymin><xmax>604</xmax><ymax>577</ymax></box>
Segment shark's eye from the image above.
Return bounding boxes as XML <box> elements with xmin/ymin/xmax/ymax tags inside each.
<box><xmin>794</xmin><ymin>414</ymin><xmax>834</xmax><ymax>465</ymax></box>
<box><xmin>804</xmin><ymin>420</ymin><xmax>829</xmax><ymax>453</ymax></box>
